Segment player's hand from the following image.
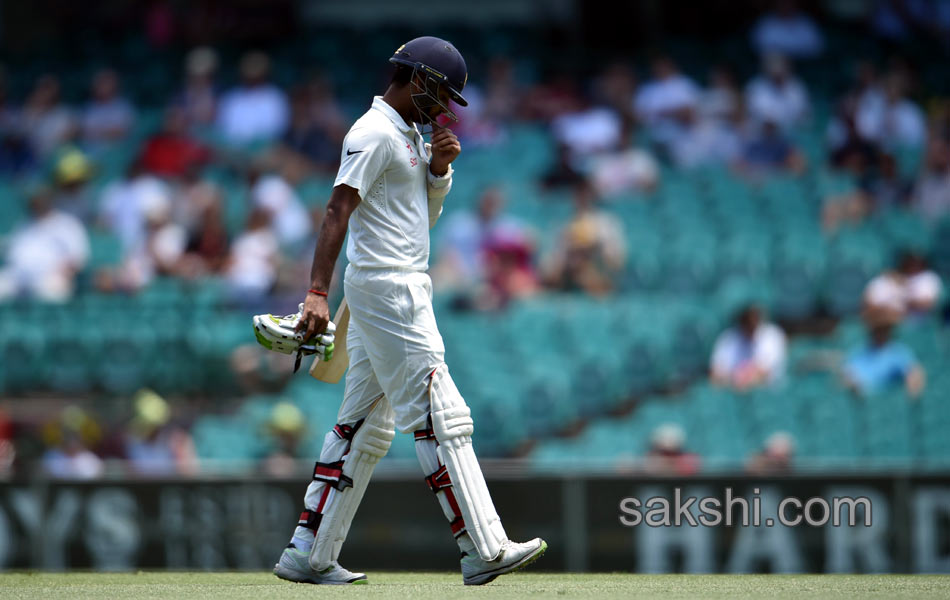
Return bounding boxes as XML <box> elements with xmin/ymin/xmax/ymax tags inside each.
<box><xmin>429</xmin><ymin>126</ymin><xmax>460</xmax><ymax>176</ymax></box>
<box><xmin>296</xmin><ymin>293</ymin><xmax>331</xmax><ymax>342</ymax></box>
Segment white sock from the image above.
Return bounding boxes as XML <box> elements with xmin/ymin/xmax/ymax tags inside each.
<box><xmin>458</xmin><ymin>532</ymin><xmax>477</xmax><ymax>555</ymax></box>
<box><xmin>291</xmin><ymin>527</ymin><xmax>314</xmax><ymax>552</ymax></box>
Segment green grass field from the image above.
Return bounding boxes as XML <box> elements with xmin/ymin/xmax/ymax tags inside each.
<box><xmin>1</xmin><ymin>572</ymin><xmax>949</xmax><ymax>599</ymax></box>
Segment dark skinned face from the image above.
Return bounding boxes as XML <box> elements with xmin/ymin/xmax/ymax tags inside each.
<box><xmin>410</xmin><ymin>74</ymin><xmax>453</xmax><ymax>126</ymax></box>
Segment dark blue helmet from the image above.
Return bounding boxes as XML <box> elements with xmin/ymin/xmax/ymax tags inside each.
<box><xmin>389</xmin><ymin>36</ymin><xmax>468</xmax><ymax>122</ymax></box>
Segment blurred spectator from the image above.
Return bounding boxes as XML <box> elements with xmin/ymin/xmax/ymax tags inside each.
<box><xmin>856</xmin><ymin>72</ymin><xmax>926</xmax><ymax>150</ymax></box>
<box><xmin>140</xmin><ymin>106</ymin><xmax>212</xmax><ymax>177</ymax></box>
<box><xmin>280</xmin><ymin>75</ymin><xmax>346</xmax><ymax>172</ymax></box>
<box><xmin>261</xmin><ymin>401</ymin><xmax>306</xmax><ymax>477</ymax></box>
<box><xmin>81</xmin><ymin>68</ymin><xmax>135</xmax><ymax>151</ymax></box>
<box><xmin>541</xmin><ymin>143</ymin><xmax>585</xmax><ymax>190</ymax></box>
<box><xmin>746</xmin><ymin>431</ymin><xmax>795</xmax><ymax>474</ymax></box>
<box><xmin>864</xmin><ymin>250</ymin><xmax>943</xmax><ymax>320</ymax></box>
<box><xmin>225</xmin><ymin>207</ymin><xmax>279</xmax><ymax>299</ymax></box>
<box><xmin>750</xmin><ymin>0</ymin><xmax>824</xmax><ymax>58</ymax></box>
<box><xmin>912</xmin><ymin>137</ymin><xmax>950</xmax><ymax>221</ymax></box>
<box><xmin>434</xmin><ymin>187</ymin><xmax>514</xmax><ymax>288</ymax></box>
<box><xmin>668</xmin><ymin>67</ymin><xmax>744</xmax><ymax>169</ymax></box>
<box><xmin>634</xmin><ymin>55</ymin><xmax>701</xmax><ymax>154</ymax></box>
<box><xmin>543</xmin><ymin>181</ymin><xmax>626</xmax><ymax>295</ymax></box>
<box><xmin>0</xmin><ymin>187</ymin><xmax>89</xmax><ymax>302</ymax></box>
<box><xmin>41</xmin><ymin>406</ymin><xmax>103</xmax><ymax>480</ymax></box>
<box><xmin>594</xmin><ymin>62</ymin><xmax>638</xmax><ymax>134</ymax></box>
<box><xmin>700</xmin><ymin>66</ymin><xmax>742</xmax><ymax>124</ymax></box>
<box><xmin>21</xmin><ymin>75</ymin><xmax>77</xmax><ymax>159</ymax></box>
<box><xmin>864</xmin><ymin>152</ymin><xmax>913</xmax><ymax>209</ymax></box>
<box><xmin>551</xmin><ymin>95</ymin><xmax>623</xmax><ymax>162</ymax></box>
<box><xmin>99</xmin><ymin>161</ymin><xmax>173</xmax><ymax>251</ymax></box>
<box><xmin>217</xmin><ymin>51</ymin><xmax>289</xmax><ymax>144</ymax></box>
<box><xmin>824</xmin><ymin>153</ymin><xmax>912</xmax><ymax>231</ymax></box>
<box><xmin>176</xmin><ymin>46</ymin><xmax>219</xmax><ymax>129</ymax></box>
<box><xmin>843</xmin><ymin>309</ymin><xmax>925</xmax><ymax>398</ymax></box>
<box><xmin>178</xmin><ymin>193</ymin><xmax>229</xmax><ymax>278</ymax></box>
<box><xmin>590</xmin><ymin>148</ymin><xmax>660</xmax><ymax>194</ymax></box>
<box><xmin>0</xmin><ymin>67</ymin><xmax>33</xmax><ymax>174</ymax></box>
<box><xmin>124</xmin><ymin>389</ymin><xmax>198</xmax><ymax>476</ymax></box>
<box><xmin>454</xmin><ymin>58</ymin><xmax>524</xmax><ymax>146</ymax></box>
<box><xmin>101</xmin><ymin>188</ymin><xmax>187</xmax><ymax>292</ymax></box>
<box><xmin>710</xmin><ymin>304</ymin><xmax>787</xmax><ymax>389</ymax></box>
<box><xmin>521</xmin><ymin>73</ymin><xmax>583</xmax><ymax>122</ymax></box>
<box><xmin>745</xmin><ymin>54</ymin><xmax>810</xmax><ymax>132</ymax></box>
<box><xmin>643</xmin><ymin>424</ymin><xmax>701</xmax><ymax>476</ymax></box>
<box><xmin>51</xmin><ymin>147</ymin><xmax>96</xmax><ymax>221</ymax></box>
<box><xmin>249</xmin><ymin>167</ymin><xmax>311</xmax><ymax>247</ymax></box>
<box><xmin>739</xmin><ymin>119</ymin><xmax>806</xmax><ymax>174</ymax></box>
<box><xmin>870</xmin><ymin>0</ymin><xmax>926</xmax><ymax>41</ymax></box>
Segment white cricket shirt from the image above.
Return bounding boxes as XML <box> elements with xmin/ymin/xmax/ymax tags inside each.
<box><xmin>335</xmin><ymin>96</ymin><xmax>452</xmax><ymax>271</ymax></box>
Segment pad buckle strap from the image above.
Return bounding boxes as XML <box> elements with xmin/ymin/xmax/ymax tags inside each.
<box><xmin>298</xmin><ymin>510</ymin><xmax>322</xmax><ymax>531</ymax></box>
<box><xmin>414</xmin><ymin>427</ymin><xmax>436</xmax><ymax>441</ymax></box>
<box><xmin>313</xmin><ymin>460</ymin><xmax>354</xmax><ymax>491</ymax></box>
<box><xmin>450</xmin><ymin>515</ymin><xmax>466</xmax><ymax>538</ymax></box>
<box><xmin>424</xmin><ymin>464</ymin><xmax>452</xmax><ymax>493</ymax></box>
<box><xmin>333</xmin><ymin>418</ymin><xmax>364</xmax><ymax>441</ymax></box>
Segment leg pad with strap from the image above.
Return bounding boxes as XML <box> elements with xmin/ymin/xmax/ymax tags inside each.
<box><xmin>428</xmin><ymin>364</ymin><xmax>507</xmax><ymax>561</ymax></box>
<box><xmin>308</xmin><ymin>396</ymin><xmax>394</xmax><ymax>570</ymax></box>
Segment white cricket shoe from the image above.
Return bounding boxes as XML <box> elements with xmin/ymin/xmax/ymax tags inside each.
<box><xmin>461</xmin><ymin>538</ymin><xmax>547</xmax><ymax>585</ymax></box>
<box><xmin>273</xmin><ymin>544</ymin><xmax>367</xmax><ymax>585</ymax></box>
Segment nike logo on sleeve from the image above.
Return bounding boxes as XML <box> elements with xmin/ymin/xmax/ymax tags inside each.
<box><xmin>346</xmin><ymin>149</ymin><xmax>364</xmax><ymax>156</ymax></box>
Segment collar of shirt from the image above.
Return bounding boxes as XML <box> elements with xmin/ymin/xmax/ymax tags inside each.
<box><xmin>371</xmin><ymin>96</ymin><xmax>417</xmax><ymax>136</ymax></box>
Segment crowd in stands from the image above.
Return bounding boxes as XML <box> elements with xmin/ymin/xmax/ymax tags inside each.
<box><xmin>1</xmin><ymin>0</ymin><xmax>949</xmax><ymax>477</ymax></box>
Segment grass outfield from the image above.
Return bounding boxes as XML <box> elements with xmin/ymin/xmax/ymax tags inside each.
<box><xmin>1</xmin><ymin>572</ymin><xmax>949</xmax><ymax>599</ymax></box>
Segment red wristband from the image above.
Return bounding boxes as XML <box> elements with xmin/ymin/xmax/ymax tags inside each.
<box><xmin>308</xmin><ymin>289</ymin><xmax>328</xmax><ymax>297</ymax></box>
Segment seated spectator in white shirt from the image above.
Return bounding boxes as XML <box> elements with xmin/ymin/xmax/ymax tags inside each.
<box><xmin>0</xmin><ymin>187</ymin><xmax>89</xmax><ymax>302</ymax></box>
<box><xmin>864</xmin><ymin>251</ymin><xmax>943</xmax><ymax>321</ymax></box>
<box><xmin>226</xmin><ymin>207</ymin><xmax>279</xmax><ymax>299</ymax></box>
<box><xmin>633</xmin><ymin>55</ymin><xmax>700</xmax><ymax>151</ymax></box>
<box><xmin>710</xmin><ymin>304</ymin><xmax>787</xmax><ymax>389</ymax></box>
<box><xmin>101</xmin><ymin>189</ymin><xmax>187</xmax><ymax>292</ymax></box>
<box><xmin>750</xmin><ymin>0</ymin><xmax>824</xmax><ymax>58</ymax></box>
<box><xmin>746</xmin><ymin>54</ymin><xmax>810</xmax><ymax>132</ymax></box>
<box><xmin>99</xmin><ymin>161</ymin><xmax>174</xmax><ymax>252</ymax></box>
<box><xmin>217</xmin><ymin>52</ymin><xmax>289</xmax><ymax>145</ymax></box>
<box><xmin>856</xmin><ymin>72</ymin><xmax>926</xmax><ymax>150</ymax></box>
<box><xmin>551</xmin><ymin>98</ymin><xmax>623</xmax><ymax>163</ymax></box>
<box><xmin>82</xmin><ymin>69</ymin><xmax>135</xmax><ymax>151</ymax></box>
<box><xmin>248</xmin><ymin>167</ymin><xmax>311</xmax><ymax>248</ymax></box>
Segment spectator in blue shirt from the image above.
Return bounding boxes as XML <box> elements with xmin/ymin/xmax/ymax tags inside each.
<box><xmin>843</xmin><ymin>312</ymin><xmax>925</xmax><ymax>398</ymax></box>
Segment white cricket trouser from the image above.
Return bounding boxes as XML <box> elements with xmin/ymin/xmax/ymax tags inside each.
<box><xmin>338</xmin><ymin>265</ymin><xmax>445</xmax><ymax>433</ymax></box>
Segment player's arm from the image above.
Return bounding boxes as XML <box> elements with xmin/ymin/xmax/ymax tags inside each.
<box><xmin>296</xmin><ymin>184</ymin><xmax>361</xmax><ymax>340</ymax></box>
<box><xmin>426</xmin><ymin>126</ymin><xmax>461</xmax><ymax>228</ymax></box>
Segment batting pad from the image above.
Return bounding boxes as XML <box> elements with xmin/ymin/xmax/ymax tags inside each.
<box><xmin>309</xmin><ymin>396</ymin><xmax>395</xmax><ymax>570</ymax></box>
<box><xmin>428</xmin><ymin>364</ymin><xmax>508</xmax><ymax>561</ymax></box>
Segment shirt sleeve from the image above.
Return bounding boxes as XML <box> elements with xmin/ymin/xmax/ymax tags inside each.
<box><xmin>334</xmin><ymin>126</ymin><xmax>392</xmax><ymax>200</ymax></box>
<box><xmin>426</xmin><ymin>160</ymin><xmax>453</xmax><ymax>229</ymax></box>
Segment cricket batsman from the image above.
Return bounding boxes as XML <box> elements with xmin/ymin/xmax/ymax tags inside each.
<box><xmin>263</xmin><ymin>37</ymin><xmax>547</xmax><ymax>585</ymax></box>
